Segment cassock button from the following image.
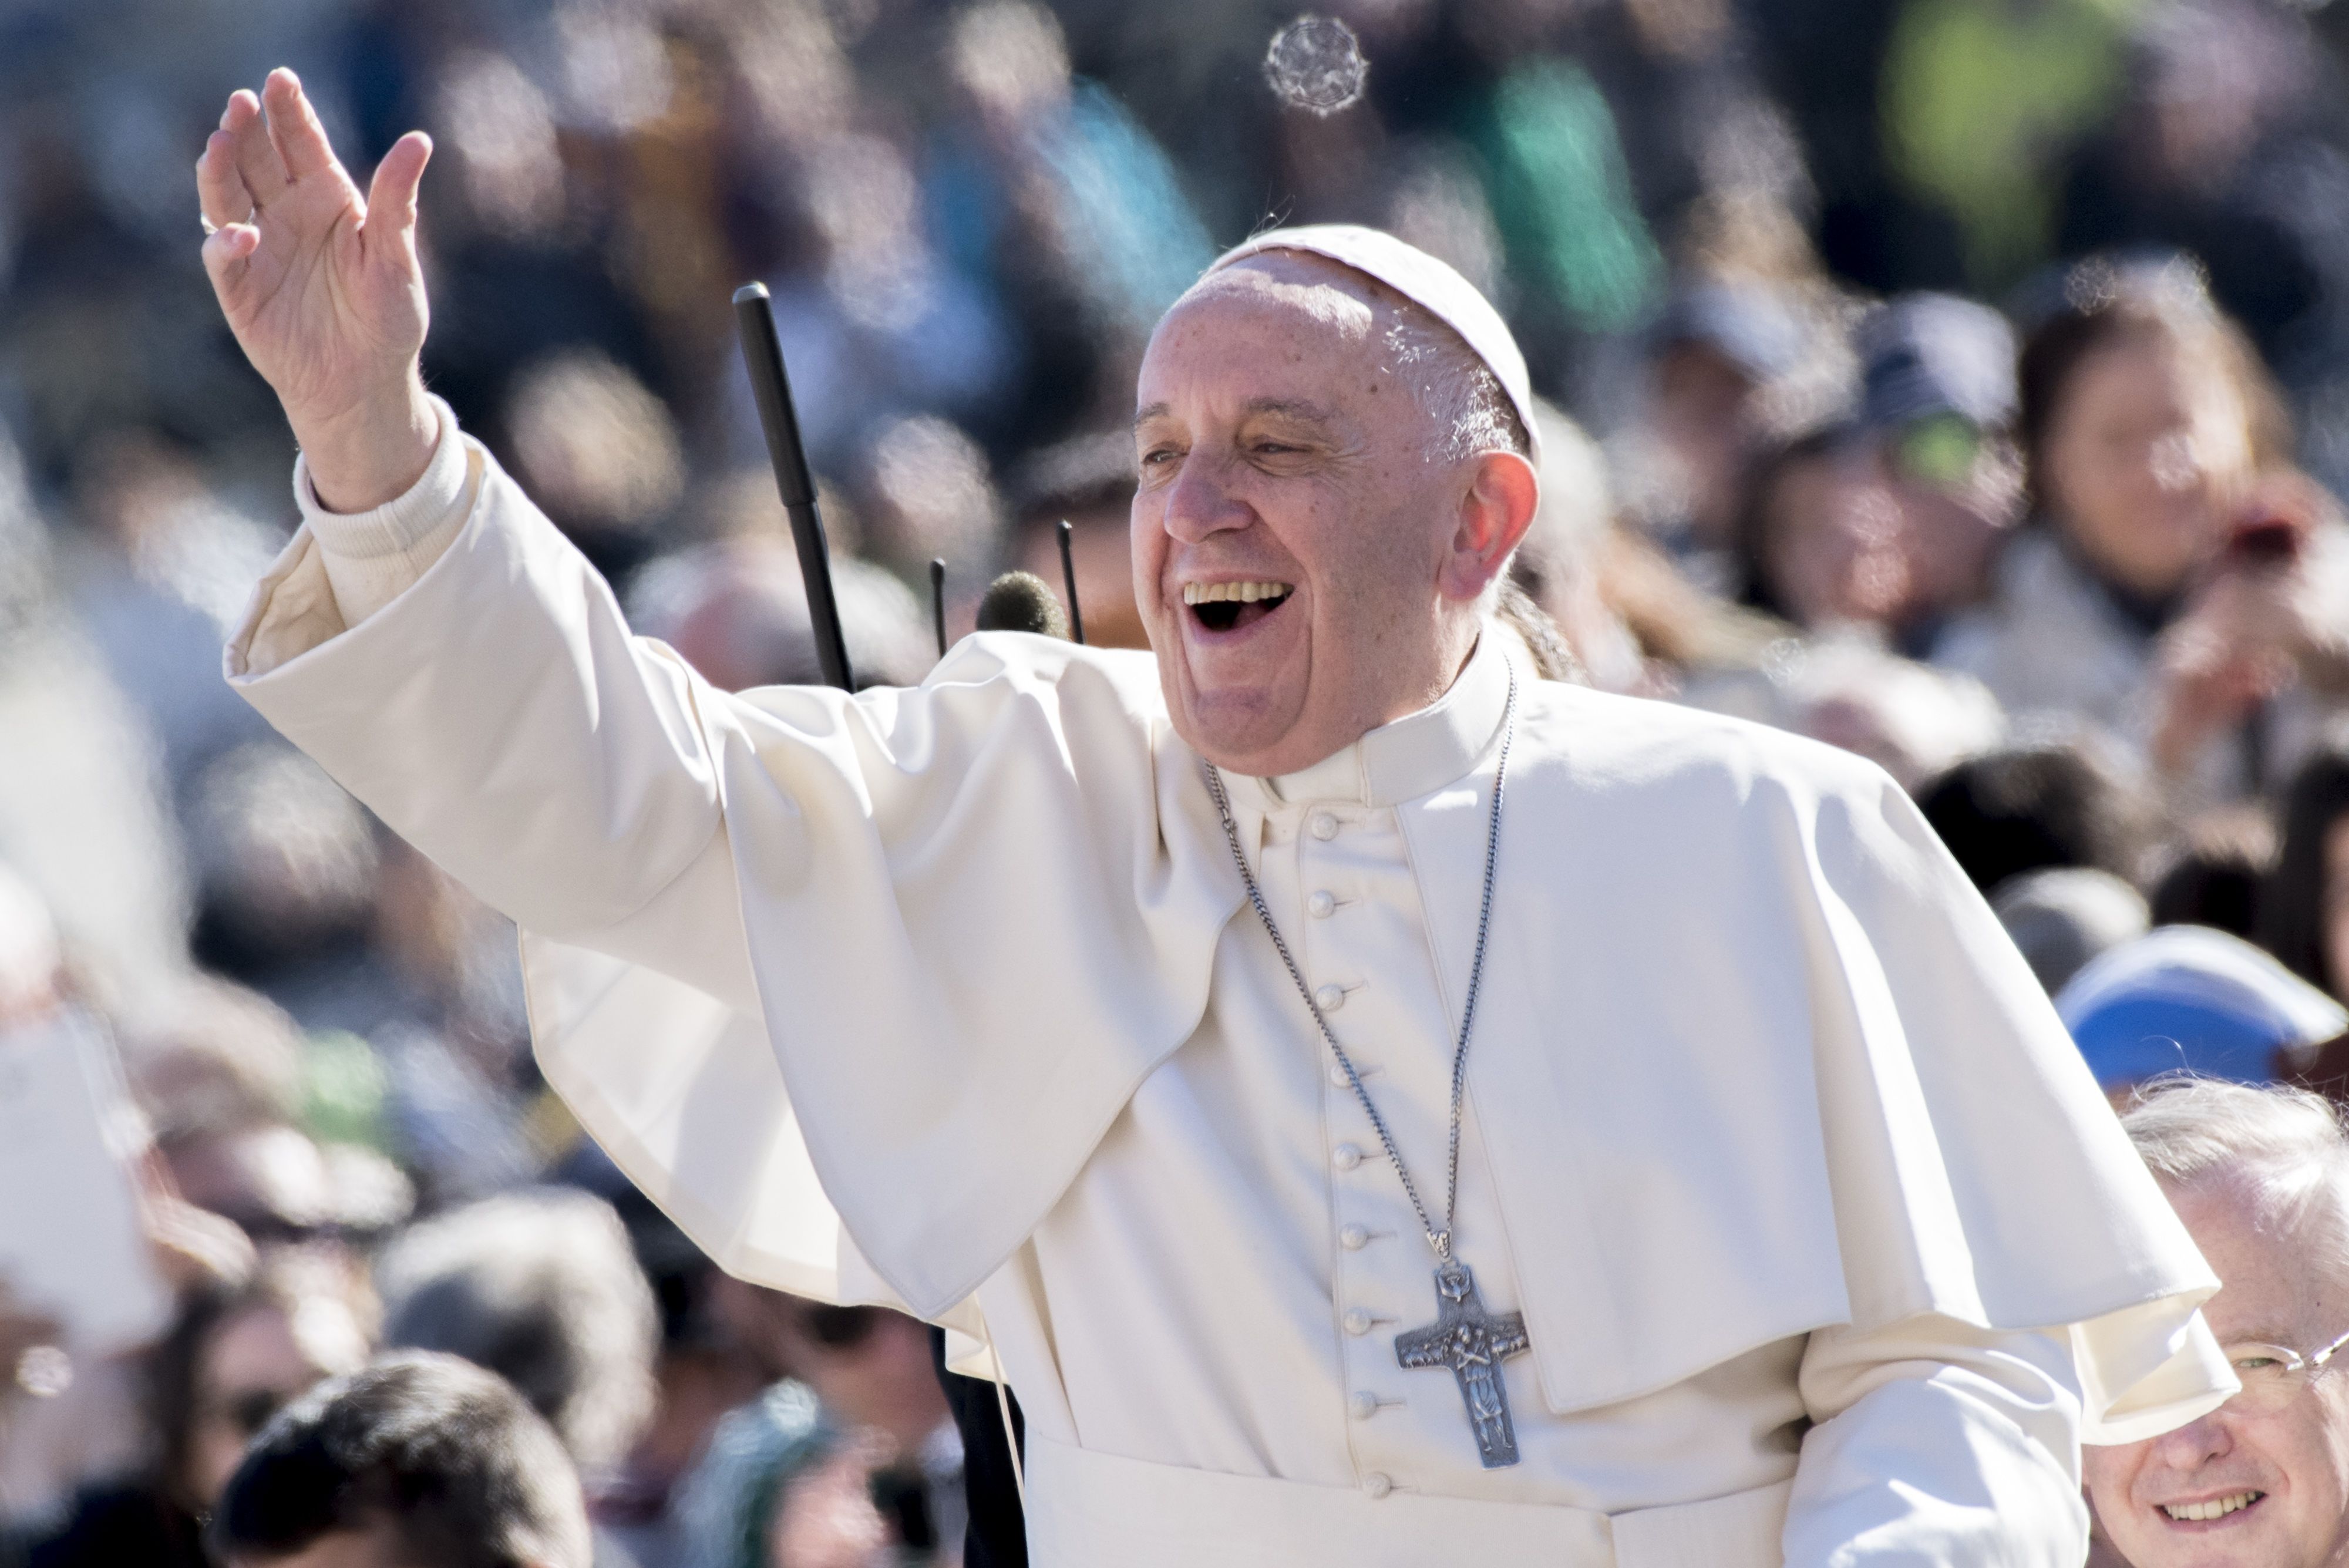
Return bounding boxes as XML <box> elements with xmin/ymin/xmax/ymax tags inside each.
<box><xmin>1348</xmin><ymin>1391</ymin><xmax>1380</xmax><ymax>1421</ymax></box>
<box><xmin>1310</xmin><ymin>812</ymin><xmax>1339</xmax><ymax>841</ymax></box>
<box><xmin>1342</xmin><ymin>1307</ymin><xmax>1374</xmax><ymax>1336</ymax></box>
<box><xmin>1332</xmin><ymin>1143</ymin><xmax>1364</xmax><ymax>1171</ymax></box>
<box><xmin>1314</xmin><ymin>984</ymin><xmax>1346</xmax><ymax>1012</ymax></box>
<box><xmin>1328</xmin><ymin>1062</ymin><xmax>1352</xmax><ymax>1088</ymax></box>
<box><xmin>1363</xmin><ymin>1473</ymin><xmax>1394</xmax><ymax>1499</ymax></box>
<box><xmin>1308</xmin><ymin>890</ymin><xmax>1336</xmax><ymax>918</ymax></box>
<box><xmin>1339</xmin><ymin>1224</ymin><xmax>1369</xmax><ymax>1250</ymax></box>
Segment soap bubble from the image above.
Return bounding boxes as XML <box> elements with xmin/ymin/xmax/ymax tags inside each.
<box><xmin>1264</xmin><ymin>15</ymin><xmax>1368</xmax><ymax>117</ymax></box>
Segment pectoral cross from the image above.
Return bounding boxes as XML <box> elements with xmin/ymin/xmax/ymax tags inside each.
<box><xmin>1394</xmin><ymin>1260</ymin><xmax>1530</xmax><ymax>1468</ymax></box>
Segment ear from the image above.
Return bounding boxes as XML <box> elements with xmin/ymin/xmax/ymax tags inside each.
<box><xmin>1438</xmin><ymin>450</ymin><xmax>1540</xmax><ymax>603</ymax></box>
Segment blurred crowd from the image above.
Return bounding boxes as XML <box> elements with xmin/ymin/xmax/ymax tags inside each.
<box><xmin>12</xmin><ymin>0</ymin><xmax>2349</xmax><ymax>1563</ymax></box>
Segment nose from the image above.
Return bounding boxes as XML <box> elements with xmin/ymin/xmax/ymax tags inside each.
<box><xmin>2149</xmin><ymin>1409</ymin><xmax>2237</xmax><ymax>1469</ymax></box>
<box><xmin>1160</xmin><ymin>450</ymin><xmax>1253</xmax><ymax>546</ymax></box>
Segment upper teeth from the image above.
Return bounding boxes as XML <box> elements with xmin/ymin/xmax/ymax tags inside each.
<box><xmin>2165</xmin><ymin>1492</ymin><xmax>2262</xmax><ymax>1522</ymax></box>
<box><xmin>1184</xmin><ymin>581</ymin><xmax>1291</xmax><ymax>605</ymax></box>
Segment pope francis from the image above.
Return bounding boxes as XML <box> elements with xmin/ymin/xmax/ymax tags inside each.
<box><xmin>200</xmin><ymin>69</ymin><xmax>2234</xmax><ymax>1566</ymax></box>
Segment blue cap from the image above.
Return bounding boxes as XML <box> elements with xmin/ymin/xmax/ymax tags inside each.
<box><xmin>2056</xmin><ymin>925</ymin><xmax>2349</xmax><ymax>1088</ymax></box>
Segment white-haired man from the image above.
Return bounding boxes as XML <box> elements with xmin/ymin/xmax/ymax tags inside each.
<box><xmin>2089</xmin><ymin>1079</ymin><xmax>2349</xmax><ymax>1567</ymax></box>
<box><xmin>198</xmin><ymin>70</ymin><xmax>2231</xmax><ymax>1564</ymax></box>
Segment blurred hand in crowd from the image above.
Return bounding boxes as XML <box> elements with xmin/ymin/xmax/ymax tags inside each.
<box><xmin>195</xmin><ymin>69</ymin><xmax>436</xmax><ymax>512</ymax></box>
<box><xmin>181</xmin><ymin>1271</ymin><xmax>372</xmax><ymax>1508</ymax></box>
<box><xmin>2151</xmin><ymin>476</ymin><xmax>2349</xmax><ymax>779</ymax></box>
<box><xmin>0</xmin><ymin>1278</ymin><xmax>63</xmax><ymax>1395</ymax></box>
<box><xmin>766</xmin><ymin>1436</ymin><xmax>891</xmax><ymax>1568</ymax></box>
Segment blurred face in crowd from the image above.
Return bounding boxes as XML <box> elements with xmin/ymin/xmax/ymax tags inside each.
<box><xmin>188</xmin><ymin>1296</ymin><xmax>370</xmax><ymax>1506</ymax></box>
<box><xmin>773</xmin><ymin>1303</ymin><xmax>950</xmax><ymax>1465</ymax></box>
<box><xmin>2042</xmin><ymin>327</ymin><xmax>2250</xmax><ymax>601</ymax></box>
<box><xmin>168</xmin><ymin>1122</ymin><xmax>337</xmax><ymax>1247</ymax></box>
<box><xmin>1756</xmin><ymin>448</ymin><xmax>1909</xmax><ymax>632</ymax></box>
<box><xmin>1875</xmin><ymin>415</ymin><xmax>2020</xmax><ymax>618</ymax></box>
<box><xmin>1652</xmin><ymin>342</ymin><xmax>1758</xmax><ymax>549</ymax></box>
<box><xmin>2085</xmin><ymin>1174</ymin><xmax>2349</xmax><ymax>1568</ymax></box>
<box><xmin>1132</xmin><ymin>252</ymin><xmax>1536</xmax><ymax>776</ymax></box>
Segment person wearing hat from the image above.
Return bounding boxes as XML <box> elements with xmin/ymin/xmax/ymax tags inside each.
<box><xmin>2057</xmin><ymin>924</ymin><xmax>2349</xmax><ymax>1093</ymax></box>
<box><xmin>1855</xmin><ymin>294</ymin><xmax>2026</xmax><ymax>653</ymax></box>
<box><xmin>198</xmin><ymin>71</ymin><xmax>2230</xmax><ymax>1565</ymax></box>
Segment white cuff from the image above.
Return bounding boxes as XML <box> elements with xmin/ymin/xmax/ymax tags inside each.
<box><xmin>292</xmin><ymin>394</ymin><xmax>467</xmax><ymax>557</ymax></box>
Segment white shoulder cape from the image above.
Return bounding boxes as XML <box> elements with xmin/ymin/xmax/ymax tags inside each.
<box><xmin>227</xmin><ymin>458</ymin><xmax>2224</xmax><ymax>1440</ymax></box>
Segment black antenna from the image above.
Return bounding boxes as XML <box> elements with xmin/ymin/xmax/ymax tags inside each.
<box><xmin>733</xmin><ymin>282</ymin><xmax>853</xmax><ymax>691</ymax></box>
<box><xmin>929</xmin><ymin>558</ymin><xmax>948</xmax><ymax>658</ymax></box>
<box><xmin>1056</xmin><ymin>520</ymin><xmax>1085</xmax><ymax>645</ymax></box>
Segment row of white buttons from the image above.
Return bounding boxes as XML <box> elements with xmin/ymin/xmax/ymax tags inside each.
<box><xmin>1298</xmin><ymin>805</ymin><xmax>1400</xmax><ymax>1503</ymax></box>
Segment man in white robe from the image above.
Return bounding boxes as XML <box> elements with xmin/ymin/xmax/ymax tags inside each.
<box><xmin>196</xmin><ymin>69</ymin><xmax>2235</xmax><ymax>1565</ymax></box>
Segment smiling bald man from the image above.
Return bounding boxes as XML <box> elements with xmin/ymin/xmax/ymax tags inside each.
<box><xmin>202</xmin><ymin>69</ymin><xmax>2232</xmax><ymax>1566</ymax></box>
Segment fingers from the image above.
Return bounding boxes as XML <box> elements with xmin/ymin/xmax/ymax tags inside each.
<box><xmin>196</xmin><ymin>128</ymin><xmax>255</xmax><ymax>231</ymax></box>
<box><xmin>364</xmin><ymin>130</ymin><xmax>433</xmax><ymax>243</ymax></box>
<box><xmin>199</xmin><ymin>223</ymin><xmax>263</xmax><ymax>298</ymax></box>
<box><xmin>223</xmin><ymin>87</ymin><xmax>290</xmax><ymax>211</ymax></box>
<box><xmin>261</xmin><ymin>67</ymin><xmax>343</xmax><ymax>184</ymax></box>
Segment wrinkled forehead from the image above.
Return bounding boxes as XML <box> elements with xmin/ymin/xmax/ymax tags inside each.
<box><xmin>2170</xmin><ymin>1166</ymin><xmax>2345</xmax><ymax>1334</ymax></box>
<box><xmin>1139</xmin><ymin>253</ymin><xmax>1404</xmax><ymax>408</ymax></box>
<box><xmin>1155</xmin><ymin>252</ymin><xmax>1395</xmax><ymax>355</ymax></box>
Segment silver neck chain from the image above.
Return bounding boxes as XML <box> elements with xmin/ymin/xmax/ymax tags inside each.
<box><xmin>1202</xmin><ymin>668</ymin><xmax>1517</xmax><ymax>1264</ymax></box>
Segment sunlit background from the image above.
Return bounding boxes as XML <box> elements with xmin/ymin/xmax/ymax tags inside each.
<box><xmin>11</xmin><ymin>2</ymin><xmax>2349</xmax><ymax>1563</ymax></box>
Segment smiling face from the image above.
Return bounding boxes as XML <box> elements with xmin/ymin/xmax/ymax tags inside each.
<box><xmin>2086</xmin><ymin>1175</ymin><xmax>2349</xmax><ymax>1568</ymax></box>
<box><xmin>1130</xmin><ymin>253</ymin><xmax>1537</xmax><ymax>776</ymax></box>
<box><xmin>2042</xmin><ymin>327</ymin><xmax>2249</xmax><ymax>601</ymax></box>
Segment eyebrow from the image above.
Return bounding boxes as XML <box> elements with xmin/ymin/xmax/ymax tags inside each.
<box><xmin>1241</xmin><ymin>396</ymin><xmax>1338</xmax><ymax>425</ymax></box>
<box><xmin>2220</xmin><ymin>1326</ymin><xmax>2300</xmax><ymax>1347</ymax></box>
<box><xmin>1131</xmin><ymin>397</ymin><xmax>1341</xmax><ymax>430</ymax></box>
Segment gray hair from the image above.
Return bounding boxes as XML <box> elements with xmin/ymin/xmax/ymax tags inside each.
<box><xmin>1381</xmin><ymin>307</ymin><xmax>1529</xmax><ymax>467</ymax></box>
<box><xmin>375</xmin><ymin>1187</ymin><xmax>658</xmax><ymax>1475</ymax></box>
<box><xmin>1379</xmin><ymin>299</ymin><xmax>1533</xmax><ymax>621</ymax></box>
<box><xmin>2121</xmin><ymin>1076</ymin><xmax>2349</xmax><ymax>1270</ymax></box>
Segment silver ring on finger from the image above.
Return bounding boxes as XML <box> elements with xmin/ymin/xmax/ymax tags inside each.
<box><xmin>201</xmin><ymin>215</ymin><xmax>218</xmax><ymax>236</ymax></box>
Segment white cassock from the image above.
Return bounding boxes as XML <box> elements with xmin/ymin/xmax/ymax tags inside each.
<box><xmin>227</xmin><ymin>402</ymin><xmax>2232</xmax><ymax>1567</ymax></box>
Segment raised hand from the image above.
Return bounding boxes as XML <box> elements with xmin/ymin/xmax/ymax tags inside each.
<box><xmin>197</xmin><ymin>69</ymin><xmax>438</xmax><ymax>513</ymax></box>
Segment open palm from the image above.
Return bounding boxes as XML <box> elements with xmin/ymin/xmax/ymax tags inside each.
<box><xmin>197</xmin><ymin>69</ymin><xmax>435</xmax><ymax>507</ymax></box>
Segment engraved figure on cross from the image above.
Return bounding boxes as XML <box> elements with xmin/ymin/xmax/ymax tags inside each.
<box><xmin>1394</xmin><ymin>1261</ymin><xmax>1532</xmax><ymax>1468</ymax></box>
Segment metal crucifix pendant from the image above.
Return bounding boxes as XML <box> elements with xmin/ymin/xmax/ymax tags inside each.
<box><xmin>1394</xmin><ymin>1260</ymin><xmax>1531</xmax><ymax>1468</ymax></box>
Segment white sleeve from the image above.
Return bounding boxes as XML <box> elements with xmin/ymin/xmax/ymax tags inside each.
<box><xmin>294</xmin><ymin>395</ymin><xmax>474</xmax><ymax>627</ymax></box>
<box><xmin>1783</xmin><ymin>1313</ymin><xmax>2088</xmax><ymax>1567</ymax></box>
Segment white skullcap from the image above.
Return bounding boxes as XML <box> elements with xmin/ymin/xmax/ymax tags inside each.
<box><xmin>1209</xmin><ymin>224</ymin><xmax>1542</xmax><ymax>463</ymax></box>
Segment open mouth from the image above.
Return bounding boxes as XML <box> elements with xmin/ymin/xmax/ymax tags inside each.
<box><xmin>2163</xmin><ymin>1491</ymin><xmax>2264</xmax><ymax>1523</ymax></box>
<box><xmin>1183</xmin><ymin>580</ymin><xmax>1294</xmax><ymax>634</ymax></box>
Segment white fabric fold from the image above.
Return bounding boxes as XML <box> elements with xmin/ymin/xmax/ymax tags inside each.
<box><xmin>222</xmin><ymin>440</ymin><xmax>2232</xmax><ymax>1539</ymax></box>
